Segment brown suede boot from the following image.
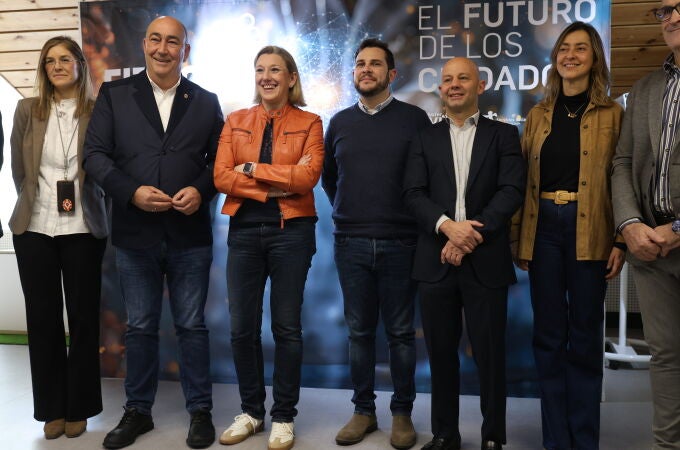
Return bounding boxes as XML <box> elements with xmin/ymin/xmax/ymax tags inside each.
<box><xmin>335</xmin><ymin>413</ymin><xmax>377</xmax><ymax>445</ymax></box>
<box><xmin>44</xmin><ymin>419</ymin><xmax>65</xmax><ymax>439</ymax></box>
<box><xmin>390</xmin><ymin>416</ymin><xmax>416</xmax><ymax>449</ymax></box>
<box><xmin>65</xmin><ymin>420</ymin><xmax>87</xmax><ymax>438</ymax></box>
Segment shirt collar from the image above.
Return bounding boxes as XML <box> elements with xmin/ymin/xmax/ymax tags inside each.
<box><xmin>444</xmin><ymin>110</ymin><xmax>480</xmax><ymax>127</ymax></box>
<box><xmin>146</xmin><ymin>71</ymin><xmax>181</xmax><ymax>94</ymax></box>
<box><xmin>358</xmin><ymin>94</ymin><xmax>394</xmax><ymax>115</ymax></box>
<box><xmin>663</xmin><ymin>54</ymin><xmax>680</xmax><ymax>80</ymax></box>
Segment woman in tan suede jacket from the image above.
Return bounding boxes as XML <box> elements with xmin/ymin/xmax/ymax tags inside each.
<box><xmin>514</xmin><ymin>22</ymin><xmax>624</xmax><ymax>450</ymax></box>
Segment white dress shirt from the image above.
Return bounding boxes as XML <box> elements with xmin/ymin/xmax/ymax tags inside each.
<box><xmin>435</xmin><ymin>111</ymin><xmax>480</xmax><ymax>233</ymax></box>
<box><xmin>28</xmin><ymin>98</ymin><xmax>89</xmax><ymax>236</ymax></box>
<box><xmin>147</xmin><ymin>71</ymin><xmax>180</xmax><ymax>131</ymax></box>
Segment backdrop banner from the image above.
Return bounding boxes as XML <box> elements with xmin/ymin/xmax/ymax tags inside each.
<box><xmin>82</xmin><ymin>0</ymin><xmax>611</xmax><ymax>397</ymax></box>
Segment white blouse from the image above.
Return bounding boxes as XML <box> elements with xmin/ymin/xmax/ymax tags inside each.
<box><xmin>27</xmin><ymin>99</ymin><xmax>90</xmax><ymax>236</ymax></box>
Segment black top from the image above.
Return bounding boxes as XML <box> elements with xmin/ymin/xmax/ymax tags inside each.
<box><xmin>540</xmin><ymin>89</ymin><xmax>588</xmax><ymax>192</ymax></box>
<box><xmin>232</xmin><ymin>119</ymin><xmax>282</xmax><ymax>224</ymax></box>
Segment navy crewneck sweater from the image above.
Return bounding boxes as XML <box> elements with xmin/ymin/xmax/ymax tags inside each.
<box><xmin>322</xmin><ymin>99</ymin><xmax>431</xmax><ymax>238</ymax></box>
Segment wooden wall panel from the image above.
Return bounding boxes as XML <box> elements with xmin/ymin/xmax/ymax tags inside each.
<box><xmin>2</xmin><ymin>0</ymin><xmax>75</xmax><ymax>10</ymax></box>
<box><xmin>612</xmin><ymin>24</ymin><xmax>664</xmax><ymax>48</ymax></box>
<box><xmin>0</xmin><ymin>9</ymin><xmax>80</xmax><ymax>33</ymax></box>
<box><xmin>611</xmin><ymin>2</ymin><xmax>659</xmax><ymax>26</ymax></box>
<box><xmin>611</xmin><ymin>1</ymin><xmax>664</xmax><ymax>94</ymax></box>
<box><xmin>612</xmin><ymin>46</ymin><xmax>668</xmax><ymax>68</ymax></box>
<box><xmin>16</xmin><ymin>87</ymin><xmax>35</xmax><ymax>97</ymax></box>
<box><xmin>0</xmin><ymin>51</ymin><xmax>41</xmax><ymax>70</ymax></box>
<box><xmin>2</xmin><ymin>69</ymin><xmax>37</xmax><ymax>88</ymax></box>
<box><xmin>612</xmin><ymin>66</ymin><xmax>658</xmax><ymax>88</ymax></box>
<box><xmin>0</xmin><ymin>30</ymin><xmax>81</xmax><ymax>52</ymax></box>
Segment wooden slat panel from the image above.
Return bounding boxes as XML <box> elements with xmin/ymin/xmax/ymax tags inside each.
<box><xmin>612</xmin><ymin>66</ymin><xmax>659</xmax><ymax>87</ymax></box>
<box><xmin>612</xmin><ymin>2</ymin><xmax>659</xmax><ymax>26</ymax></box>
<box><xmin>612</xmin><ymin>24</ymin><xmax>664</xmax><ymax>48</ymax></box>
<box><xmin>0</xmin><ymin>51</ymin><xmax>41</xmax><ymax>70</ymax></box>
<box><xmin>0</xmin><ymin>30</ymin><xmax>81</xmax><ymax>52</ymax></box>
<box><xmin>17</xmin><ymin>86</ymin><xmax>35</xmax><ymax>98</ymax></box>
<box><xmin>2</xmin><ymin>0</ymin><xmax>75</xmax><ymax>10</ymax></box>
<box><xmin>0</xmin><ymin>9</ymin><xmax>79</xmax><ymax>33</ymax></box>
<box><xmin>612</xmin><ymin>46</ymin><xmax>668</xmax><ymax>68</ymax></box>
<box><xmin>2</xmin><ymin>69</ymin><xmax>36</xmax><ymax>87</ymax></box>
<box><xmin>611</xmin><ymin>86</ymin><xmax>629</xmax><ymax>98</ymax></box>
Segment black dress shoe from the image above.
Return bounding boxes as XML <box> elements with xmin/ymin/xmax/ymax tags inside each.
<box><xmin>186</xmin><ymin>409</ymin><xmax>215</xmax><ymax>449</ymax></box>
<box><xmin>482</xmin><ymin>440</ymin><xmax>503</xmax><ymax>450</ymax></box>
<box><xmin>422</xmin><ymin>437</ymin><xmax>461</xmax><ymax>450</ymax></box>
<box><xmin>103</xmin><ymin>407</ymin><xmax>154</xmax><ymax>449</ymax></box>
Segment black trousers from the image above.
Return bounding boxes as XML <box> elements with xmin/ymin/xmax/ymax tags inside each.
<box><xmin>13</xmin><ymin>231</ymin><xmax>106</xmax><ymax>422</ymax></box>
<box><xmin>419</xmin><ymin>260</ymin><xmax>508</xmax><ymax>445</ymax></box>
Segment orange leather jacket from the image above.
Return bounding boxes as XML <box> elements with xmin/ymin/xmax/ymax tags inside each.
<box><xmin>214</xmin><ymin>103</ymin><xmax>324</xmax><ymax>221</ymax></box>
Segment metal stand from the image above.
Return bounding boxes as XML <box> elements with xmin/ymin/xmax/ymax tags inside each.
<box><xmin>604</xmin><ymin>263</ymin><xmax>650</xmax><ymax>369</ymax></box>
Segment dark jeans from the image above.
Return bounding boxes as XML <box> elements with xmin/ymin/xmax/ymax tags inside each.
<box><xmin>334</xmin><ymin>236</ymin><xmax>417</xmax><ymax>416</ymax></box>
<box><xmin>13</xmin><ymin>232</ymin><xmax>106</xmax><ymax>422</ymax></box>
<box><xmin>530</xmin><ymin>199</ymin><xmax>606</xmax><ymax>450</ymax></box>
<box><xmin>115</xmin><ymin>242</ymin><xmax>213</xmax><ymax>415</ymax></box>
<box><xmin>227</xmin><ymin>222</ymin><xmax>316</xmax><ymax>423</ymax></box>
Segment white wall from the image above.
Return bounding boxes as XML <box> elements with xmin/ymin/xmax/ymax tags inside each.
<box><xmin>0</xmin><ymin>253</ymin><xmax>26</xmax><ymax>332</ymax></box>
<box><xmin>1</xmin><ymin>73</ymin><xmax>27</xmax><ymax>332</ymax></box>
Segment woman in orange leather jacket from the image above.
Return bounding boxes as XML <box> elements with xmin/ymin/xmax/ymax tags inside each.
<box><xmin>213</xmin><ymin>46</ymin><xmax>323</xmax><ymax>450</ymax></box>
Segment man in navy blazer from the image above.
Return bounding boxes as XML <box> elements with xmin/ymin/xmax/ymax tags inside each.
<box><xmin>403</xmin><ymin>58</ymin><xmax>525</xmax><ymax>450</ymax></box>
<box><xmin>83</xmin><ymin>16</ymin><xmax>223</xmax><ymax>450</ymax></box>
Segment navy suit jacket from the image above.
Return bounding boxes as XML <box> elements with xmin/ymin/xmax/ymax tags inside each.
<box><xmin>403</xmin><ymin>116</ymin><xmax>526</xmax><ymax>288</ymax></box>
<box><xmin>83</xmin><ymin>72</ymin><xmax>224</xmax><ymax>249</ymax></box>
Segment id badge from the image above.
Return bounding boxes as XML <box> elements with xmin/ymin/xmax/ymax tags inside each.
<box><xmin>57</xmin><ymin>180</ymin><xmax>76</xmax><ymax>213</ymax></box>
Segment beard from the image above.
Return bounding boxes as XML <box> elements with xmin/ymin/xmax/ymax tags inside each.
<box><xmin>354</xmin><ymin>73</ymin><xmax>390</xmax><ymax>98</ymax></box>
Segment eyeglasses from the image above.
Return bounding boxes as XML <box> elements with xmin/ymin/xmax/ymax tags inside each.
<box><xmin>654</xmin><ymin>2</ymin><xmax>680</xmax><ymax>22</ymax></box>
<box><xmin>44</xmin><ymin>56</ymin><xmax>76</xmax><ymax>68</ymax></box>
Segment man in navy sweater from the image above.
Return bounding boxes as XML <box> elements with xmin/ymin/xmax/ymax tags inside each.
<box><xmin>322</xmin><ymin>38</ymin><xmax>431</xmax><ymax>450</ymax></box>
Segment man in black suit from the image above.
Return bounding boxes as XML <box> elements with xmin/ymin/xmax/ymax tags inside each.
<box><xmin>83</xmin><ymin>16</ymin><xmax>223</xmax><ymax>450</ymax></box>
<box><xmin>403</xmin><ymin>57</ymin><xmax>525</xmax><ymax>450</ymax></box>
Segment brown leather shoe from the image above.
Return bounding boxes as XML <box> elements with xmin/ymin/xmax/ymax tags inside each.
<box><xmin>44</xmin><ymin>419</ymin><xmax>65</xmax><ymax>439</ymax></box>
<box><xmin>335</xmin><ymin>413</ymin><xmax>377</xmax><ymax>445</ymax></box>
<box><xmin>391</xmin><ymin>415</ymin><xmax>416</xmax><ymax>449</ymax></box>
<box><xmin>65</xmin><ymin>420</ymin><xmax>87</xmax><ymax>438</ymax></box>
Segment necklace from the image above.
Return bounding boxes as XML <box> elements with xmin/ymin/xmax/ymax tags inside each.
<box><xmin>54</xmin><ymin>99</ymin><xmax>78</xmax><ymax>180</ymax></box>
<box><xmin>563</xmin><ymin>103</ymin><xmax>586</xmax><ymax>119</ymax></box>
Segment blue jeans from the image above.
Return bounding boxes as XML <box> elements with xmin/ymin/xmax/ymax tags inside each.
<box><xmin>115</xmin><ymin>242</ymin><xmax>213</xmax><ymax>415</ymax></box>
<box><xmin>334</xmin><ymin>236</ymin><xmax>417</xmax><ymax>415</ymax></box>
<box><xmin>227</xmin><ymin>222</ymin><xmax>316</xmax><ymax>423</ymax></box>
<box><xmin>529</xmin><ymin>200</ymin><xmax>606</xmax><ymax>450</ymax></box>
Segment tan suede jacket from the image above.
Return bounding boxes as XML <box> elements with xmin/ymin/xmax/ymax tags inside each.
<box><xmin>214</xmin><ymin>103</ymin><xmax>324</xmax><ymax>221</ymax></box>
<box><xmin>514</xmin><ymin>99</ymin><xmax>623</xmax><ymax>261</ymax></box>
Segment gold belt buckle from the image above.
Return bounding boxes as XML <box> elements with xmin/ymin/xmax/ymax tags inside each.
<box><xmin>553</xmin><ymin>190</ymin><xmax>569</xmax><ymax>205</ymax></box>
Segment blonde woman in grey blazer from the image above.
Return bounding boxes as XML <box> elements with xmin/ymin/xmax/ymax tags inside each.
<box><xmin>10</xmin><ymin>36</ymin><xmax>108</xmax><ymax>441</ymax></box>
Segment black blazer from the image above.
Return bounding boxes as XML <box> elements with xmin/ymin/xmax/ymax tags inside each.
<box><xmin>403</xmin><ymin>116</ymin><xmax>526</xmax><ymax>288</ymax></box>
<box><xmin>83</xmin><ymin>72</ymin><xmax>224</xmax><ymax>249</ymax></box>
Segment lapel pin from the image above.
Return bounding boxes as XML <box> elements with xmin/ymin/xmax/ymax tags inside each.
<box><xmin>184</xmin><ymin>93</ymin><xmax>189</xmax><ymax>99</ymax></box>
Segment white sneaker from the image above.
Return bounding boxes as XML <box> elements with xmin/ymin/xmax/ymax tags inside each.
<box><xmin>268</xmin><ymin>421</ymin><xmax>295</xmax><ymax>450</ymax></box>
<box><xmin>219</xmin><ymin>413</ymin><xmax>263</xmax><ymax>445</ymax></box>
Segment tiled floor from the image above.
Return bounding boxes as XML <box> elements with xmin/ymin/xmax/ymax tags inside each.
<box><xmin>0</xmin><ymin>344</ymin><xmax>653</xmax><ymax>449</ymax></box>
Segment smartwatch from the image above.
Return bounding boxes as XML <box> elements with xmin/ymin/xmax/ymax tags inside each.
<box><xmin>672</xmin><ymin>219</ymin><xmax>680</xmax><ymax>235</ymax></box>
<box><xmin>243</xmin><ymin>162</ymin><xmax>254</xmax><ymax>178</ymax></box>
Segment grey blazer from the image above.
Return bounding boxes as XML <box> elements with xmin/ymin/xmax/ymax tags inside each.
<box><xmin>611</xmin><ymin>67</ymin><xmax>680</xmax><ymax>266</ymax></box>
<box><xmin>9</xmin><ymin>97</ymin><xmax>109</xmax><ymax>238</ymax></box>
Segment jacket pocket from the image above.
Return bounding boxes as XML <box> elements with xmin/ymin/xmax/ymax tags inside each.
<box><xmin>232</xmin><ymin>128</ymin><xmax>253</xmax><ymax>144</ymax></box>
<box><xmin>281</xmin><ymin>129</ymin><xmax>308</xmax><ymax>145</ymax></box>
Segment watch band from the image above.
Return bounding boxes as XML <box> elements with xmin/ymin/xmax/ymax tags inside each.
<box><xmin>672</xmin><ymin>219</ymin><xmax>680</xmax><ymax>235</ymax></box>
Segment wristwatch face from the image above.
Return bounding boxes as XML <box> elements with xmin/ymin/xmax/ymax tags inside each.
<box><xmin>243</xmin><ymin>162</ymin><xmax>253</xmax><ymax>176</ymax></box>
<box><xmin>672</xmin><ymin>219</ymin><xmax>680</xmax><ymax>234</ymax></box>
